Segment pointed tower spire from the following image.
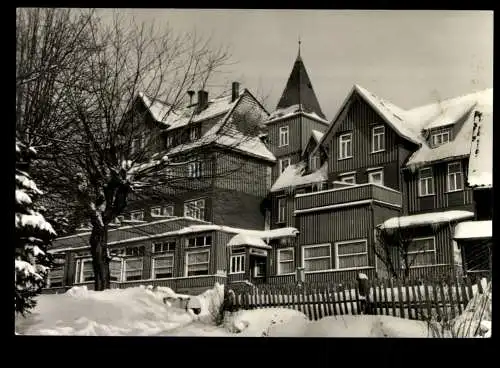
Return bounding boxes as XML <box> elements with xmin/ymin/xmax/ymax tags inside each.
<box><xmin>275</xmin><ymin>44</ymin><xmax>326</xmax><ymax>119</ymax></box>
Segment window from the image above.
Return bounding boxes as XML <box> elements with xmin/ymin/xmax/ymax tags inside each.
<box><xmin>185</xmin><ymin>250</ymin><xmax>210</xmax><ymax>276</ymax></box>
<box><xmin>335</xmin><ymin>240</ymin><xmax>369</xmax><ymax>269</ymax></box>
<box><xmin>405</xmin><ymin>237</ymin><xmax>436</xmax><ymax>267</ymax></box>
<box><xmin>368</xmin><ymin>169</ymin><xmax>384</xmax><ymax>185</ymax></box>
<box><xmin>151</xmin><ymin>205</ymin><xmax>174</xmax><ymax>217</ymax></box>
<box><xmin>279</xmin><ymin>126</ymin><xmax>289</xmax><ymax>147</ymax></box>
<box><xmin>339</xmin><ymin>133</ymin><xmax>352</xmax><ymax>159</ymax></box>
<box><xmin>418</xmin><ymin>167</ymin><xmax>435</xmax><ymax>196</ymax></box>
<box><xmin>187</xmin><ymin>235</ymin><xmax>212</xmax><ymax>248</ymax></box>
<box><xmin>124</xmin><ymin>258</ymin><xmax>143</xmax><ymax>281</ymax></box>
<box><xmin>110</xmin><ymin>259</ymin><xmax>122</xmax><ymax>282</ymax></box>
<box><xmin>130</xmin><ymin>210</ymin><xmax>144</xmax><ymax>221</ymax></box>
<box><xmin>184</xmin><ymin>199</ymin><xmax>205</xmax><ymax>220</ymax></box>
<box><xmin>277</xmin><ymin>248</ymin><xmax>295</xmax><ymax>275</ymax></box>
<box><xmin>230</xmin><ymin>254</ymin><xmax>245</xmax><ymax>274</ymax></box>
<box><xmin>75</xmin><ymin>258</ymin><xmax>94</xmax><ymax>283</ymax></box>
<box><xmin>447</xmin><ymin>162</ymin><xmax>463</xmax><ymax>192</ymax></box>
<box><xmin>189</xmin><ymin>127</ymin><xmax>199</xmax><ymax>141</ymax></box>
<box><xmin>339</xmin><ymin>173</ymin><xmax>356</xmax><ymax>184</ymax></box>
<box><xmin>253</xmin><ymin>258</ymin><xmax>266</xmax><ymax>277</ymax></box>
<box><xmin>152</xmin><ymin>240</ymin><xmax>176</xmax><ymax>253</ymax></box>
<box><xmin>279</xmin><ymin>157</ymin><xmax>291</xmax><ymax>174</ymax></box>
<box><xmin>277</xmin><ymin>198</ymin><xmax>287</xmax><ymax>223</ymax></box>
<box><xmin>124</xmin><ymin>246</ymin><xmax>145</xmax><ymax>257</ymax></box>
<box><xmin>302</xmin><ymin>244</ymin><xmax>331</xmax><ymax>272</ymax></box>
<box><xmin>131</xmin><ymin>132</ymin><xmax>147</xmax><ymax>154</ymax></box>
<box><xmin>310</xmin><ymin>154</ymin><xmax>321</xmax><ymax>171</ymax></box>
<box><xmin>48</xmin><ymin>266</ymin><xmax>64</xmax><ymax>288</ymax></box>
<box><xmin>166</xmin><ymin>135</ymin><xmax>173</xmax><ymax>148</ymax></box>
<box><xmin>187</xmin><ymin>162</ymin><xmax>203</xmax><ymax>178</ymax></box>
<box><xmin>371</xmin><ymin>126</ymin><xmax>385</xmax><ymax>153</ymax></box>
<box><xmin>152</xmin><ymin>254</ymin><xmax>174</xmax><ymax>279</ymax></box>
<box><xmin>432</xmin><ymin>130</ymin><xmax>450</xmax><ymax>147</ymax></box>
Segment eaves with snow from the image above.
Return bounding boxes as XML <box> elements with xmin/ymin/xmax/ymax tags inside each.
<box><xmin>453</xmin><ymin>220</ymin><xmax>492</xmax><ymax>240</ymax></box>
<box><xmin>266</xmin><ymin>104</ymin><xmax>330</xmax><ymax>125</ymax></box>
<box><xmin>271</xmin><ymin>161</ymin><xmax>328</xmax><ymax>193</ymax></box>
<box><xmin>467</xmin><ymin>109</ymin><xmax>493</xmax><ymax>189</ymax></box>
<box><xmin>377</xmin><ymin>210</ymin><xmax>475</xmax><ymax>231</ymax></box>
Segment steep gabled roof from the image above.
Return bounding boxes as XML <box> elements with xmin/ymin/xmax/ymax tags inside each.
<box><xmin>274</xmin><ymin>54</ymin><xmax>326</xmax><ymax>120</ymax></box>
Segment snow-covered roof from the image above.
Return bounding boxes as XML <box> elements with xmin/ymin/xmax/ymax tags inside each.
<box><xmin>164</xmin><ymin>119</ymin><xmax>276</xmax><ymax>162</ymax></box>
<box><xmin>468</xmin><ymin>110</ymin><xmax>493</xmax><ymax>188</ymax></box>
<box><xmin>271</xmin><ymin>162</ymin><xmax>328</xmax><ymax>193</ymax></box>
<box><xmin>405</xmin><ymin>89</ymin><xmax>493</xmax><ymax>168</ymax></box>
<box><xmin>378</xmin><ymin>210</ymin><xmax>475</xmax><ymax>230</ymax></box>
<box><xmin>266</xmin><ymin>104</ymin><xmax>329</xmax><ymax>125</ymax></box>
<box><xmin>177</xmin><ymin>225</ymin><xmax>299</xmax><ymax>240</ymax></box>
<box><xmin>454</xmin><ymin>221</ymin><xmax>492</xmax><ymax>240</ymax></box>
<box><xmin>311</xmin><ymin>130</ymin><xmax>324</xmax><ymax>142</ymax></box>
<box><xmin>139</xmin><ymin>92</ymin><xmax>240</xmax><ymax>131</ymax></box>
<box><xmin>227</xmin><ymin>233</ymin><xmax>272</xmax><ymax>249</ymax></box>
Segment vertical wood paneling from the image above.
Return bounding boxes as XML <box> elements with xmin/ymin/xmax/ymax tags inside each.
<box><xmin>300</xmin><ymin>115</ymin><xmax>329</xmax><ymax>150</ymax></box>
<box><xmin>267</xmin><ymin>116</ymin><xmax>302</xmax><ymax>158</ymax></box>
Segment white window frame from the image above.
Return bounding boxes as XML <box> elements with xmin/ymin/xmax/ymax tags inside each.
<box><xmin>184</xmin><ymin>198</ymin><xmax>205</xmax><ymax>220</ymax></box>
<box><xmin>151</xmin><ymin>254</ymin><xmax>174</xmax><ymax>279</ymax></box>
<box><xmin>431</xmin><ymin>130</ymin><xmax>450</xmax><ymax>147</ymax></box>
<box><xmin>124</xmin><ymin>257</ymin><xmax>144</xmax><ymax>281</ymax></box>
<box><xmin>368</xmin><ymin>169</ymin><xmax>384</xmax><ymax>186</ymax></box>
<box><xmin>406</xmin><ymin>237</ymin><xmax>437</xmax><ymax>268</ymax></box>
<box><xmin>447</xmin><ymin>162</ymin><xmax>464</xmax><ymax>193</ymax></box>
<box><xmin>187</xmin><ymin>161</ymin><xmax>203</xmax><ymax>178</ymax></box>
<box><xmin>279</xmin><ymin>157</ymin><xmax>291</xmax><ymax>174</ymax></box>
<box><xmin>339</xmin><ymin>172</ymin><xmax>356</xmax><ymax>184</ymax></box>
<box><xmin>189</xmin><ymin>126</ymin><xmax>199</xmax><ymax>141</ymax></box>
<box><xmin>279</xmin><ymin>126</ymin><xmax>289</xmax><ymax>147</ymax></box>
<box><xmin>109</xmin><ymin>258</ymin><xmax>124</xmax><ymax>282</ymax></box>
<box><xmin>186</xmin><ymin>234</ymin><xmax>212</xmax><ymax>248</ymax></box>
<box><xmin>418</xmin><ymin>167</ymin><xmax>435</xmax><ymax>197</ymax></box>
<box><xmin>302</xmin><ymin>244</ymin><xmax>332</xmax><ymax>273</ymax></box>
<box><xmin>185</xmin><ymin>249</ymin><xmax>210</xmax><ymax>277</ymax></box>
<box><xmin>338</xmin><ymin>133</ymin><xmax>353</xmax><ymax>160</ymax></box>
<box><xmin>334</xmin><ymin>239</ymin><xmax>369</xmax><ymax>270</ymax></box>
<box><xmin>75</xmin><ymin>257</ymin><xmax>94</xmax><ymax>283</ymax></box>
<box><xmin>310</xmin><ymin>154</ymin><xmax>321</xmax><ymax>171</ymax></box>
<box><xmin>152</xmin><ymin>240</ymin><xmax>176</xmax><ymax>253</ymax></box>
<box><xmin>371</xmin><ymin>125</ymin><xmax>385</xmax><ymax>153</ymax></box>
<box><xmin>277</xmin><ymin>247</ymin><xmax>295</xmax><ymax>275</ymax></box>
<box><xmin>130</xmin><ymin>210</ymin><xmax>144</xmax><ymax>221</ymax></box>
<box><xmin>229</xmin><ymin>254</ymin><xmax>245</xmax><ymax>274</ymax></box>
<box><xmin>277</xmin><ymin>197</ymin><xmax>287</xmax><ymax>223</ymax></box>
<box><xmin>150</xmin><ymin>206</ymin><xmax>162</xmax><ymax>217</ymax></box>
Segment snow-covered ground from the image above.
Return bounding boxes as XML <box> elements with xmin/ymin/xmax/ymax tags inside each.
<box><xmin>15</xmin><ymin>283</ymin><xmax>490</xmax><ymax>337</ymax></box>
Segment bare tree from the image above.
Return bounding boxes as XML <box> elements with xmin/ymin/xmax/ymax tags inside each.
<box><xmin>17</xmin><ymin>9</ymin><xmax>270</xmax><ymax>291</ymax></box>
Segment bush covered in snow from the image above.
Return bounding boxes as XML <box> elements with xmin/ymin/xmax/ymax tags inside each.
<box><xmin>15</xmin><ymin>139</ymin><xmax>56</xmax><ymax>316</ymax></box>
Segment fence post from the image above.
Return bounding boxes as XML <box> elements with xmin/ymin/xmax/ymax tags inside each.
<box><xmin>357</xmin><ymin>273</ymin><xmax>370</xmax><ymax>315</ymax></box>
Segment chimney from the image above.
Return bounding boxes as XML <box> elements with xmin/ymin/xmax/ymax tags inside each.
<box><xmin>197</xmin><ymin>90</ymin><xmax>208</xmax><ymax>112</ymax></box>
<box><xmin>231</xmin><ymin>81</ymin><xmax>240</xmax><ymax>102</ymax></box>
<box><xmin>187</xmin><ymin>90</ymin><xmax>195</xmax><ymax>105</ymax></box>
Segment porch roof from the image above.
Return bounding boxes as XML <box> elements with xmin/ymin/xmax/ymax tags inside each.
<box><xmin>454</xmin><ymin>220</ymin><xmax>492</xmax><ymax>240</ymax></box>
<box><xmin>227</xmin><ymin>233</ymin><xmax>272</xmax><ymax>250</ymax></box>
<box><xmin>378</xmin><ymin>210</ymin><xmax>475</xmax><ymax>230</ymax></box>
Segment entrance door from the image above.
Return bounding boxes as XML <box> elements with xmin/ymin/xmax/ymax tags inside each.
<box><xmin>250</xmin><ymin>255</ymin><xmax>267</xmax><ymax>282</ymax></box>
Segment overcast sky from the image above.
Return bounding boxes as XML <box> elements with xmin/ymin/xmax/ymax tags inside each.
<box><xmin>101</xmin><ymin>9</ymin><xmax>493</xmax><ymax>119</ymax></box>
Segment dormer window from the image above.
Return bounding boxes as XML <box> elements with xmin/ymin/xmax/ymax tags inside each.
<box><xmin>166</xmin><ymin>135</ymin><xmax>173</xmax><ymax>148</ymax></box>
<box><xmin>279</xmin><ymin>157</ymin><xmax>291</xmax><ymax>173</ymax></box>
<box><xmin>431</xmin><ymin>130</ymin><xmax>450</xmax><ymax>147</ymax></box>
<box><xmin>189</xmin><ymin>126</ymin><xmax>200</xmax><ymax>141</ymax></box>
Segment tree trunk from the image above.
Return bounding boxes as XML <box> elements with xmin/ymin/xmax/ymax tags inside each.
<box><xmin>90</xmin><ymin>223</ymin><xmax>110</xmax><ymax>291</ymax></box>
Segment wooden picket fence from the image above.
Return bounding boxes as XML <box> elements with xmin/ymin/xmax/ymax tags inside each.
<box><xmin>231</xmin><ymin>276</ymin><xmax>490</xmax><ymax>322</ymax></box>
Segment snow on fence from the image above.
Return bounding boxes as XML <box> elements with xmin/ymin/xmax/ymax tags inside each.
<box><xmin>231</xmin><ymin>276</ymin><xmax>490</xmax><ymax>322</ymax></box>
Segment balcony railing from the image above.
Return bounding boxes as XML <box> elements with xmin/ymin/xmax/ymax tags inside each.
<box><xmin>295</xmin><ymin>183</ymin><xmax>402</xmax><ymax>213</ymax></box>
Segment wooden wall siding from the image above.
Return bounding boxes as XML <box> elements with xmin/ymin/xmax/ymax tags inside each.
<box><xmin>142</xmin><ymin>242</ymin><xmax>153</xmax><ymax>279</ymax></box>
<box><xmin>268</xmin><ymin>268</ymin><xmax>377</xmax><ymax>286</ymax></box>
<box><xmin>65</xmin><ymin>252</ymin><xmax>75</xmax><ymax>286</ymax></box>
<box><xmin>231</xmin><ymin>93</ymin><xmax>270</xmax><ymax>135</ymax></box>
<box><xmin>268</xmin><ymin>238</ymin><xmax>299</xmax><ymax>276</ymax></box>
<box><xmin>328</xmin><ymin>96</ymin><xmax>399</xmax><ymax>174</ymax></box>
<box><xmin>213</xmin><ymin>151</ymin><xmax>271</xmax><ymax>198</ymax></box>
<box><xmin>295</xmin><ymin>184</ymin><xmax>402</xmax><ymax>211</ymax></box>
<box><xmin>406</xmin><ymin>159</ymin><xmax>474</xmax><ymax>214</ymax></box>
<box><xmin>270</xmin><ymin>192</ymin><xmax>296</xmax><ymax>229</ymax></box>
<box><xmin>118</xmin><ymin>275</ymin><xmax>227</xmax><ymax>293</ymax></box>
<box><xmin>267</xmin><ymin>115</ymin><xmax>303</xmax><ymax>157</ymax></box>
<box><xmin>216</xmin><ymin>231</ymin><xmax>232</xmax><ymax>272</ymax></box>
<box><xmin>300</xmin><ymin>115</ymin><xmax>329</xmax><ymax>151</ymax></box>
<box><xmin>212</xmin><ymin>190</ymin><xmax>265</xmax><ymax>230</ymax></box>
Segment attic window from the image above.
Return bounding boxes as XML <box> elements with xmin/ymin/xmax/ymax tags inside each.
<box><xmin>309</xmin><ymin>154</ymin><xmax>321</xmax><ymax>171</ymax></box>
<box><xmin>431</xmin><ymin>130</ymin><xmax>450</xmax><ymax>147</ymax></box>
